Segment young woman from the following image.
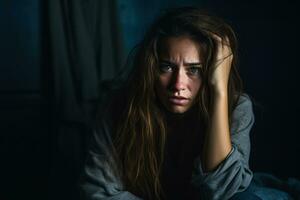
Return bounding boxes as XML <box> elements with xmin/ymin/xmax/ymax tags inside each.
<box><xmin>80</xmin><ymin>7</ymin><xmax>258</xmax><ymax>200</ymax></box>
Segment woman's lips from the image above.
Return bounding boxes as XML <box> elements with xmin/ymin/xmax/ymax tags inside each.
<box><xmin>168</xmin><ymin>97</ymin><xmax>189</xmax><ymax>105</ymax></box>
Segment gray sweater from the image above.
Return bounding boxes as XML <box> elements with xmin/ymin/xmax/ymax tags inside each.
<box><xmin>79</xmin><ymin>93</ymin><xmax>255</xmax><ymax>200</ymax></box>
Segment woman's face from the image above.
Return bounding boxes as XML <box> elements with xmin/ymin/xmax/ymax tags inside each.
<box><xmin>155</xmin><ymin>36</ymin><xmax>203</xmax><ymax>114</ymax></box>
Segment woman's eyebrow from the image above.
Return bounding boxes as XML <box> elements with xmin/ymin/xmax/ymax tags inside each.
<box><xmin>159</xmin><ymin>60</ymin><xmax>177</xmax><ymax>66</ymax></box>
<box><xmin>184</xmin><ymin>62</ymin><xmax>203</xmax><ymax>67</ymax></box>
<box><xmin>159</xmin><ymin>60</ymin><xmax>203</xmax><ymax>69</ymax></box>
<box><xmin>160</xmin><ymin>60</ymin><xmax>202</xmax><ymax>65</ymax></box>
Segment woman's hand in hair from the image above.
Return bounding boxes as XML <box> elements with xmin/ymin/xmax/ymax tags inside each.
<box><xmin>209</xmin><ymin>34</ymin><xmax>233</xmax><ymax>96</ymax></box>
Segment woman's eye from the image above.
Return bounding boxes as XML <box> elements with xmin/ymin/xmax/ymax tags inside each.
<box><xmin>159</xmin><ymin>64</ymin><xmax>173</xmax><ymax>73</ymax></box>
<box><xmin>187</xmin><ymin>67</ymin><xmax>201</xmax><ymax>76</ymax></box>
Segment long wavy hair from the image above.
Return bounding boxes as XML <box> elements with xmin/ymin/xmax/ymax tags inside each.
<box><xmin>112</xmin><ymin>7</ymin><xmax>244</xmax><ymax>200</ymax></box>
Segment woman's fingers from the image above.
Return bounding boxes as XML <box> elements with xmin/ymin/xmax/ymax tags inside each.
<box><xmin>210</xmin><ymin>33</ymin><xmax>232</xmax><ymax>62</ymax></box>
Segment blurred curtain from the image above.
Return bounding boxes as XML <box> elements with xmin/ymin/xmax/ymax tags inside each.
<box><xmin>44</xmin><ymin>0</ymin><xmax>125</xmax><ymax>199</ymax></box>
<box><xmin>47</xmin><ymin>0</ymin><xmax>124</xmax><ymax>123</ymax></box>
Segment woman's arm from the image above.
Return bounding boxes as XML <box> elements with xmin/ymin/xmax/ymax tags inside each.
<box><xmin>191</xmin><ymin>94</ymin><xmax>254</xmax><ymax>200</ymax></box>
<box><xmin>202</xmin><ymin>92</ymin><xmax>232</xmax><ymax>172</ymax></box>
<box><xmin>192</xmin><ymin>35</ymin><xmax>254</xmax><ymax>200</ymax></box>
<box><xmin>202</xmin><ymin>35</ymin><xmax>233</xmax><ymax>172</ymax></box>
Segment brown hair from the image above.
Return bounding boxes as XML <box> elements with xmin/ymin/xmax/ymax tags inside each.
<box><xmin>112</xmin><ymin>6</ymin><xmax>243</xmax><ymax>200</ymax></box>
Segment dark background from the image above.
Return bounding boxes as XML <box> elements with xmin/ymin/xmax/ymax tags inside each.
<box><xmin>0</xmin><ymin>0</ymin><xmax>299</xmax><ymax>200</ymax></box>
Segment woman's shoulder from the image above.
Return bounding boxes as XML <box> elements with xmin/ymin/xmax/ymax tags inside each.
<box><xmin>231</xmin><ymin>93</ymin><xmax>255</xmax><ymax>133</ymax></box>
<box><xmin>235</xmin><ymin>93</ymin><xmax>253</xmax><ymax>112</ymax></box>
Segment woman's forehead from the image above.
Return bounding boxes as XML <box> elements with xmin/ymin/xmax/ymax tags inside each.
<box><xmin>158</xmin><ymin>36</ymin><xmax>203</xmax><ymax>63</ymax></box>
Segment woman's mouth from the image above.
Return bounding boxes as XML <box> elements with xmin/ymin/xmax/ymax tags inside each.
<box><xmin>168</xmin><ymin>96</ymin><xmax>189</xmax><ymax>105</ymax></box>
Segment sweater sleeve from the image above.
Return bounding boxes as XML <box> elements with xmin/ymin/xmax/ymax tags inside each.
<box><xmin>191</xmin><ymin>93</ymin><xmax>255</xmax><ymax>200</ymax></box>
<box><xmin>79</xmin><ymin>118</ymin><xmax>142</xmax><ymax>200</ymax></box>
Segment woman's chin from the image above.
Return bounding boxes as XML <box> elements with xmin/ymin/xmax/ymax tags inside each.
<box><xmin>167</xmin><ymin>105</ymin><xmax>190</xmax><ymax>114</ymax></box>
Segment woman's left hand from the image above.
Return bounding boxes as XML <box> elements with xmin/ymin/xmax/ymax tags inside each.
<box><xmin>209</xmin><ymin>35</ymin><xmax>233</xmax><ymax>95</ymax></box>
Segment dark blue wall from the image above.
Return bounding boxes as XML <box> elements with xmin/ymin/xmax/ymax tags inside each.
<box><xmin>0</xmin><ymin>1</ymin><xmax>40</xmax><ymax>91</ymax></box>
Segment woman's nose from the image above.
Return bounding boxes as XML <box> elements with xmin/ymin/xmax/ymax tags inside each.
<box><xmin>172</xmin><ymin>68</ymin><xmax>187</xmax><ymax>91</ymax></box>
